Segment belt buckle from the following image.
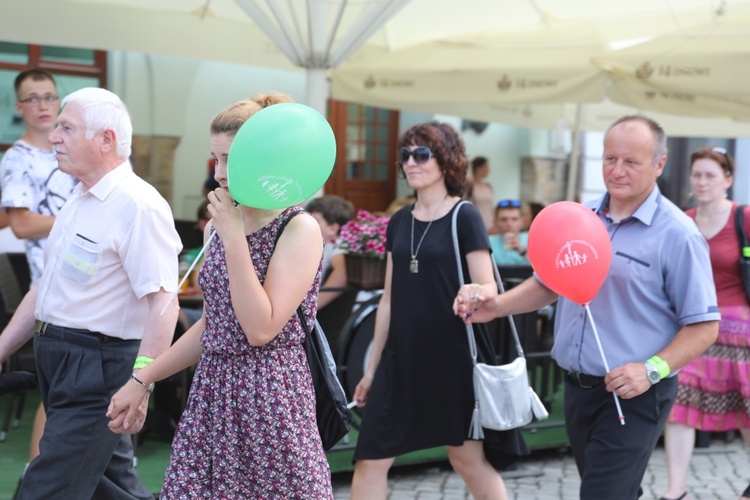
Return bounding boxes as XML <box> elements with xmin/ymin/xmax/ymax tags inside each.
<box><xmin>34</xmin><ymin>320</ymin><xmax>48</xmax><ymax>335</ymax></box>
<box><xmin>572</xmin><ymin>372</ymin><xmax>594</xmax><ymax>389</ymax></box>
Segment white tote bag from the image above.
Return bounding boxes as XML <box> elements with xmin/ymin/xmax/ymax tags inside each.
<box><xmin>451</xmin><ymin>201</ymin><xmax>548</xmax><ymax>438</ymax></box>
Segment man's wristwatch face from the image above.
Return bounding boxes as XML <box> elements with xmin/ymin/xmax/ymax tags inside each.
<box><xmin>644</xmin><ymin>361</ymin><xmax>661</xmax><ymax>384</ymax></box>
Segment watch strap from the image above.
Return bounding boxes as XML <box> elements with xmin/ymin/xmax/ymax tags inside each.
<box><xmin>647</xmin><ymin>355</ymin><xmax>671</xmax><ymax>379</ymax></box>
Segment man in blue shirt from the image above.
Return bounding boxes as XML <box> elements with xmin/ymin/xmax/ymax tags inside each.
<box><xmin>456</xmin><ymin>115</ymin><xmax>720</xmax><ymax>500</ymax></box>
<box><xmin>488</xmin><ymin>199</ymin><xmax>530</xmax><ymax>265</ymax></box>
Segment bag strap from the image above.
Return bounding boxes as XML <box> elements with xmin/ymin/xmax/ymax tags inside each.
<box><xmin>735</xmin><ymin>205</ymin><xmax>750</xmax><ymax>260</ymax></box>
<box><xmin>270</xmin><ymin>206</ymin><xmax>314</xmax><ymax>329</ymax></box>
<box><xmin>450</xmin><ymin>201</ymin><xmax>525</xmax><ymax>361</ymax></box>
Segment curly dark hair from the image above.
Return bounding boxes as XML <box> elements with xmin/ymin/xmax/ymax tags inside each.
<box><xmin>397</xmin><ymin>121</ymin><xmax>467</xmax><ymax>197</ymax></box>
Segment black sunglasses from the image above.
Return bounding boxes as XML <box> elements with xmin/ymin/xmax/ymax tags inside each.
<box><xmin>399</xmin><ymin>146</ymin><xmax>433</xmax><ymax>165</ymax></box>
<box><xmin>497</xmin><ymin>199</ymin><xmax>521</xmax><ymax>208</ymax></box>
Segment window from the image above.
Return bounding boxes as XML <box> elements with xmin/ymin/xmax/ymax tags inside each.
<box><xmin>327</xmin><ymin>100</ymin><xmax>398</xmax><ymax>212</ymax></box>
<box><xmin>0</xmin><ymin>42</ymin><xmax>107</xmax><ymax>151</ymax></box>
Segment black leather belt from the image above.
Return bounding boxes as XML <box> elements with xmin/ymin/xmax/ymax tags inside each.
<box><xmin>33</xmin><ymin>320</ymin><xmax>130</xmax><ymax>347</ymax></box>
<box><xmin>567</xmin><ymin>372</ymin><xmax>606</xmax><ymax>389</ymax></box>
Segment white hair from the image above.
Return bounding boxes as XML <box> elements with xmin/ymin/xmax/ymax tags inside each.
<box><xmin>61</xmin><ymin>88</ymin><xmax>133</xmax><ymax>159</ymax></box>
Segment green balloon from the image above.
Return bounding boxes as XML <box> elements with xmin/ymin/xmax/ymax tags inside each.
<box><xmin>227</xmin><ymin>103</ymin><xmax>336</xmax><ymax>209</ymax></box>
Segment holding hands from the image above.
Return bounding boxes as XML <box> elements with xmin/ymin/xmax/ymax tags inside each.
<box><xmin>453</xmin><ymin>283</ymin><xmax>499</xmax><ymax>324</ymax></box>
<box><xmin>107</xmin><ymin>374</ymin><xmax>152</xmax><ymax>434</ymax></box>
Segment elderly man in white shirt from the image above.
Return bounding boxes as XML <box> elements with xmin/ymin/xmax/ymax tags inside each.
<box><xmin>0</xmin><ymin>87</ymin><xmax>181</xmax><ymax>500</ymax></box>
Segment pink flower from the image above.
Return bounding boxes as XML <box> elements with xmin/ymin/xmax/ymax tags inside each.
<box><xmin>337</xmin><ymin>210</ymin><xmax>389</xmax><ymax>259</ymax></box>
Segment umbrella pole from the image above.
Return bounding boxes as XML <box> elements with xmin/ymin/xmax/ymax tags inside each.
<box><xmin>565</xmin><ymin>103</ymin><xmax>583</xmax><ymax>201</ymax></box>
<box><xmin>306</xmin><ymin>67</ymin><xmax>328</xmax><ymax>116</ymax></box>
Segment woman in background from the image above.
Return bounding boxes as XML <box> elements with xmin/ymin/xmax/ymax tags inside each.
<box><xmin>660</xmin><ymin>147</ymin><xmax>750</xmax><ymax>500</ymax></box>
<box><xmin>464</xmin><ymin>156</ymin><xmax>495</xmax><ymax>232</ymax></box>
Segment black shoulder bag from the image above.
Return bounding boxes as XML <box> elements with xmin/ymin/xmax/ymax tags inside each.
<box><xmin>734</xmin><ymin>204</ymin><xmax>750</xmax><ymax>302</ymax></box>
<box><xmin>297</xmin><ymin>310</ymin><xmax>354</xmax><ymax>450</ymax></box>
<box><xmin>275</xmin><ymin>209</ymin><xmax>354</xmax><ymax>450</ymax></box>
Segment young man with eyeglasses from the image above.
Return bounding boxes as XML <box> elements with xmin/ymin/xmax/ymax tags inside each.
<box><xmin>488</xmin><ymin>199</ymin><xmax>530</xmax><ymax>265</ymax></box>
<box><xmin>1</xmin><ymin>68</ymin><xmax>76</xmax><ymax>286</ymax></box>
<box><xmin>0</xmin><ymin>68</ymin><xmax>76</xmax><ymax>500</ymax></box>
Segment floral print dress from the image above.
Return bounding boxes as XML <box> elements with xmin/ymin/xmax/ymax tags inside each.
<box><xmin>161</xmin><ymin>206</ymin><xmax>332</xmax><ymax>499</ymax></box>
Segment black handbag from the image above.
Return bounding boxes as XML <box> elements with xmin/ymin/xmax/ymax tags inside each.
<box><xmin>734</xmin><ymin>204</ymin><xmax>750</xmax><ymax>302</ymax></box>
<box><xmin>273</xmin><ymin>208</ymin><xmax>353</xmax><ymax>450</ymax></box>
<box><xmin>297</xmin><ymin>308</ymin><xmax>354</xmax><ymax>450</ymax></box>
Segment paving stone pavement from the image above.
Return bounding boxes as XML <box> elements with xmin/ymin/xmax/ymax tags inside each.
<box><xmin>331</xmin><ymin>438</ymin><xmax>749</xmax><ymax>499</ymax></box>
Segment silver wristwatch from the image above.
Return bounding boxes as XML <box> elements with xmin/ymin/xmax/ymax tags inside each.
<box><xmin>644</xmin><ymin>361</ymin><xmax>661</xmax><ymax>385</ymax></box>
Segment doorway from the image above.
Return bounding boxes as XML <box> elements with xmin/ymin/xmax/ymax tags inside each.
<box><xmin>327</xmin><ymin>100</ymin><xmax>398</xmax><ymax>213</ymax></box>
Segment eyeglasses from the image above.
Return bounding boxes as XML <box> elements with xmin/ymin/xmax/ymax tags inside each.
<box><xmin>711</xmin><ymin>146</ymin><xmax>728</xmax><ymax>155</ymax></box>
<box><xmin>497</xmin><ymin>199</ymin><xmax>521</xmax><ymax>208</ymax></box>
<box><xmin>399</xmin><ymin>146</ymin><xmax>433</xmax><ymax>165</ymax></box>
<box><xmin>18</xmin><ymin>95</ymin><xmax>59</xmax><ymax>105</ymax></box>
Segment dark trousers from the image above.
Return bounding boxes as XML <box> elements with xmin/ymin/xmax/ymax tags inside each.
<box><xmin>564</xmin><ymin>375</ymin><xmax>678</xmax><ymax>500</ymax></box>
<box><xmin>18</xmin><ymin>332</ymin><xmax>152</xmax><ymax>500</ymax></box>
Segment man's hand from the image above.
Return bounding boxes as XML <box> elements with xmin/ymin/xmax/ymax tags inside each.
<box><xmin>503</xmin><ymin>232</ymin><xmax>523</xmax><ymax>252</ymax></box>
<box><xmin>604</xmin><ymin>362</ymin><xmax>652</xmax><ymax>399</ymax></box>
<box><xmin>453</xmin><ymin>283</ymin><xmax>498</xmax><ymax>324</ymax></box>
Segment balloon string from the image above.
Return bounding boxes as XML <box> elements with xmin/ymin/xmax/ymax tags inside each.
<box><xmin>584</xmin><ymin>303</ymin><xmax>626</xmax><ymax>425</ymax></box>
<box><xmin>160</xmin><ymin>231</ymin><xmax>216</xmax><ymax>316</ymax></box>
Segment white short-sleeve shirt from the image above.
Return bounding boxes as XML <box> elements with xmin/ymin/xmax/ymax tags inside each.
<box><xmin>35</xmin><ymin>162</ymin><xmax>182</xmax><ymax>340</ymax></box>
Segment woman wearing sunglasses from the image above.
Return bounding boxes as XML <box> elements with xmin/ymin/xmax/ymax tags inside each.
<box><xmin>350</xmin><ymin>122</ymin><xmax>527</xmax><ymax>499</ymax></box>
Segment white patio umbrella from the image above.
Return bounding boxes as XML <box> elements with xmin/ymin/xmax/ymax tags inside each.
<box><xmin>5</xmin><ymin>0</ymin><xmax>750</xmax><ymax>123</ymax></box>
<box><xmin>329</xmin><ymin>1</ymin><xmax>750</xmax><ymax>135</ymax></box>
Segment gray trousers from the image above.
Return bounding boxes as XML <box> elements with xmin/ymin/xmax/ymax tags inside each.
<box><xmin>18</xmin><ymin>332</ymin><xmax>153</xmax><ymax>500</ymax></box>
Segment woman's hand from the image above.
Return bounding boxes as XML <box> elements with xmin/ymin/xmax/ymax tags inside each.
<box><xmin>206</xmin><ymin>188</ymin><xmax>244</xmax><ymax>244</ymax></box>
<box><xmin>107</xmin><ymin>377</ymin><xmax>150</xmax><ymax>434</ymax></box>
<box><xmin>453</xmin><ymin>283</ymin><xmax>498</xmax><ymax>324</ymax></box>
<box><xmin>352</xmin><ymin>374</ymin><xmax>373</xmax><ymax>408</ymax></box>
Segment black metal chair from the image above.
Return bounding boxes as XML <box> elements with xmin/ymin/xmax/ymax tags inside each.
<box><xmin>0</xmin><ymin>253</ymin><xmax>35</xmax><ymax>442</ymax></box>
<box><xmin>316</xmin><ymin>288</ymin><xmax>360</xmax><ymax>353</ymax></box>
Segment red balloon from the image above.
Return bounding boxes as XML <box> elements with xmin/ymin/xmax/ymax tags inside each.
<box><xmin>527</xmin><ymin>201</ymin><xmax>612</xmax><ymax>305</ymax></box>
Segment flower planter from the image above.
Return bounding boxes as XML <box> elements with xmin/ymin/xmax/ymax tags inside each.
<box><xmin>345</xmin><ymin>254</ymin><xmax>387</xmax><ymax>290</ymax></box>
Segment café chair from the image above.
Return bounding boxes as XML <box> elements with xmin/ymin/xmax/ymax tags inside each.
<box><xmin>0</xmin><ymin>253</ymin><xmax>36</xmax><ymax>442</ymax></box>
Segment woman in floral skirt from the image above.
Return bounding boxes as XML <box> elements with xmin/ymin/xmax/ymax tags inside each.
<box><xmin>108</xmin><ymin>94</ymin><xmax>332</xmax><ymax>498</ymax></box>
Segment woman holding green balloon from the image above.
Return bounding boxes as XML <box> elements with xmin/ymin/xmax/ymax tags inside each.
<box><xmin>107</xmin><ymin>94</ymin><xmax>335</xmax><ymax>498</ymax></box>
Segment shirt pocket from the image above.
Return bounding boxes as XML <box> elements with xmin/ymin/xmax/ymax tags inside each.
<box><xmin>60</xmin><ymin>235</ymin><xmax>102</xmax><ymax>285</ymax></box>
